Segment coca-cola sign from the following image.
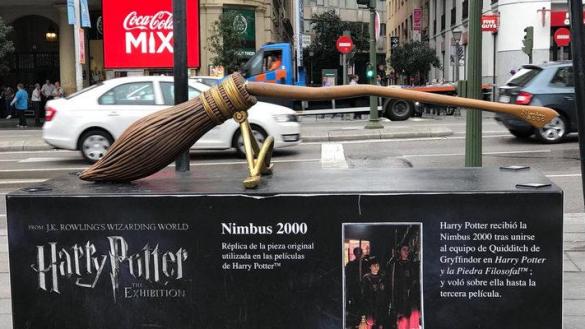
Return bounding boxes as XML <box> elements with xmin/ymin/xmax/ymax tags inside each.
<box><xmin>103</xmin><ymin>0</ymin><xmax>200</xmax><ymax>68</ymax></box>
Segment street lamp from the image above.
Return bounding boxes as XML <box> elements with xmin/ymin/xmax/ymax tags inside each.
<box><xmin>452</xmin><ymin>29</ymin><xmax>462</xmax><ymax>82</ymax></box>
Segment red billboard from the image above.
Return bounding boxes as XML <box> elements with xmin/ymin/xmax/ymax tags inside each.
<box><xmin>551</xmin><ymin>10</ymin><xmax>585</xmax><ymax>27</ymax></box>
<box><xmin>102</xmin><ymin>0</ymin><xmax>200</xmax><ymax>69</ymax></box>
<box><xmin>481</xmin><ymin>15</ymin><xmax>499</xmax><ymax>33</ymax></box>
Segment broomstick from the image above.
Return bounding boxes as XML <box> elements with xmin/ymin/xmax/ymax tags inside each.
<box><xmin>79</xmin><ymin>73</ymin><xmax>558</xmax><ymax>185</ymax></box>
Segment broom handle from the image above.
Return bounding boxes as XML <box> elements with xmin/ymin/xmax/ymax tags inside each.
<box><xmin>245</xmin><ymin>82</ymin><xmax>558</xmax><ymax>129</ymax></box>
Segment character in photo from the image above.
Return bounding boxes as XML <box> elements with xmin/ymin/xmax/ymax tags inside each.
<box><xmin>387</xmin><ymin>244</ymin><xmax>421</xmax><ymax>329</ymax></box>
<box><xmin>346</xmin><ymin>247</ymin><xmax>367</xmax><ymax>327</ymax></box>
<box><xmin>361</xmin><ymin>257</ymin><xmax>388</xmax><ymax>329</ymax></box>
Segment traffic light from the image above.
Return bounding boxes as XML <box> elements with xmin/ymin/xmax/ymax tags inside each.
<box><xmin>366</xmin><ymin>63</ymin><xmax>375</xmax><ymax>80</ymax></box>
<box><xmin>522</xmin><ymin>26</ymin><xmax>534</xmax><ymax>63</ymax></box>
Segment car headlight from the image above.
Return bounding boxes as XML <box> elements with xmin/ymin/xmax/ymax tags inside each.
<box><xmin>273</xmin><ymin>114</ymin><xmax>298</xmax><ymax>122</ymax></box>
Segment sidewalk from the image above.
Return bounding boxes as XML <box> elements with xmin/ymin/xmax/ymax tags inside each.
<box><xmin>0</xmin><ymin>117</ymin><xmax>455</xmax><ymax>152</ymax></box>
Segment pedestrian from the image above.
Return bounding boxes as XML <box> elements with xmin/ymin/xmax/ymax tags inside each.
<box><xmin>4</xmin><ymin>86</ymin><xmax>14</xmax><ymax>119</ymax></box>
<box><xmin>349</xmin><ymin>75</ymin><xmax>360</xmax><ymax>118</ymax></box>
<box><xmin>52</xmin><ymin>81</ymin><xmax>64</xmax><ymax>98</ymax></box>
<box><xmin>41</xmin><ymin>79</ymin><xmax>54</xmax><ymax>109</ymax></box>
<box><xmin>11</xmin><ymin>83</ymin><xmax>28</xmax><ymax>128</ymax></box>
<box><xmin>31</xmin><ymin>83</ymin><xmax>42</xmax><ymax>126</ymax></box>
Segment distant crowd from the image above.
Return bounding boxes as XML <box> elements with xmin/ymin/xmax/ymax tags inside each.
<box><xmin>0</xmin><ymin>80</ymin><xmax>63</xmax><ymax>128</ymax></box>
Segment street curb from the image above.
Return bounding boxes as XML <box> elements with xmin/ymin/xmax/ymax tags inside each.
<box><xmin>301</xmin><ymin>127</ymin><xmax>453</xmax><ymax>142</ymax></box>
<box><xmin>0</xmin><ymin>142</ymin><xmax>52</xmax><ymax>152</ymax></box>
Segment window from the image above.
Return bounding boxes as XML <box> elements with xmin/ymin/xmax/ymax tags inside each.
<box><xmin>160</xmin><ymin>82</ymin><xmax>202</xmax><ymax>106</ymax></box>
<box><xmin>550</xmin><ymin>67</ymin><xmax>574</xmax><ymax>88</ymax></box>
<box><xmin>462</xmin><ymin>0</ymin><xmax>468</xmax><ymax>20</ymax></box>
<box><xmin>451</xmin><ymin>6</ymin><xmax>457</xmax><ymax>26</ymax></box>
<box><xmin>98</xmin><ymin>82</ymin><xmax>155</xmax><ymax>105</ymax></box>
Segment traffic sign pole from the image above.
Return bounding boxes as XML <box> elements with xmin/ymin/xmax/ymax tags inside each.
<box><xmin>568</xmin><ymin>0</ymin><xmax>585</xmax><ymax>209</ymax></box>
<box><xmin>365</xmin><ymin>7</ymin><xmax>383</xmax><ymax>129</ymax></box>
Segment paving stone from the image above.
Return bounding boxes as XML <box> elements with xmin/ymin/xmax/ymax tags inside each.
<box><xmin>0</xmin><ymin>274</ymin><xmax>10</xmax><ymax>299</ymax></box>
<box><xmin>565</xmin><ymin>259</ymin><xmax>580</xmax><ymax>272</ymax></box>
<box><xmin>565</xmin><ymin>233</ymin><xmax>585</xmax><ymax>243</ymax></box>
<box><xmin>567</xmin><ymin>251</ymin><xmax>585</xmax><ymax>271</ymax></box>
<box><xmin>0</xmin><ymin>298</ymin><xmax>11</xmax><ymax>314</ymax></box>
<box><xmin>0</xmin><ymin>314</ymin><xmax>12</xmax><ymax>329</ymax></box>
<box><xmin>563</xmin><ymin>272</ymin><xmax>585</xmax><ymax>300</ymax></box>
<box><xmin>563</xmin><ymin>315</ymin><xmax>585</xmax><ymax>329</ymax></box>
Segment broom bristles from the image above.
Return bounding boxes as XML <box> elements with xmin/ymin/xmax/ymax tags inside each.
<box><xmin>79</xmin><ymin>73</ymin><xmax>256</xmax><ymax>182</ymax></box>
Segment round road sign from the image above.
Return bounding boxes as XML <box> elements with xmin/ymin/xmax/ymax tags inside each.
<box><xmin>554</xmin><ymin>28</ymin><xmax>571</xmax><ymax>47</ymax></box>
<box><xmin>336</xmin><ymin>35</ymin><xmax>353</xmax><ymax>54</ymax></box>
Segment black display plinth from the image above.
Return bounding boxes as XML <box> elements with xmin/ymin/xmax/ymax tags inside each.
<box><xmin>7</xmin><ymin>164</ymin><xmax>563</xmax><ymax>329</ymax></box>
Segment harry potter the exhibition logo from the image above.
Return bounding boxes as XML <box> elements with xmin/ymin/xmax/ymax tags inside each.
<box><xmin>31</xmin><ymin>236</ymin><xmax>188</xmax><ymax>302</ymax></box>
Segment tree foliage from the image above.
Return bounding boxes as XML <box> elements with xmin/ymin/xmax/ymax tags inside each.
<box><xmin>207</xmin><ymin>11</ymin><xmax>247</xmax><ymax>74</ymax></box>
<box><xmin>389</xmin><ymin>41</ymin><xmax>440</xmax><ymax>85</ymax></box>
<box><xmin>304</xmin><ymin>10</ymin><xmax>369</xmax><ymax>82</ymax></box>
<box><xmin>0</xmin><ymin>16</ymin><xmax>14</xmax><ymax>75</ymax></box>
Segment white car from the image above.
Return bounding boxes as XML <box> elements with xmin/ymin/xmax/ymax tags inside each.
<box><xmin>42</xmin><ymin>76</ymin><xmax>301</xmax><ymax>163</ymax></box>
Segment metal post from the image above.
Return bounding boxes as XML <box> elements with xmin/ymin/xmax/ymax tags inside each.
<box><xmin>366</xmin><ymin>6</ymin><xmax>383</xmax><ymax>129</ymax></box>
<box><xmin>492</xmin><ymin>32</ymin><xmax>497</xmax><ymax>101</ymax></box>
<box><xmin>465</xmin><ymin>0</ymin><xmax>482</xmax><ymax>167</ymax></box>
<box><xmin>173</xmin><ymin>0</ymin><xmax>189</xmax><ymax>172</ymax></box>
<box><xmin>568</xmin><ymin>0</ymin><xmax>585</xmax><ymax>208</ymax></box>
<box><xmin>73</xmin><ymin>0</ymin><xmax>83</xmax><ymax>91</ymax></box>
<box><xmin>455</xmin><ymin>44</ymin><xmax>460</xmax><ymax>82</ymax></box>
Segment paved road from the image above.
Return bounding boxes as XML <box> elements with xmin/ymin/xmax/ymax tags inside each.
<box><xmin>0</xmin><ymin>113</ymin><xmax>583</xmax><ymax>327</ymax></box>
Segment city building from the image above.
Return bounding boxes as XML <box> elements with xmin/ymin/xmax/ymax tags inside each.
<box><xmin>302</xmin><ymin>0</ymin><xmax>387</xmax><ymax>84</ymax></box>
<box><xmin>0</xmin><ymin>0</ymin><xmax>295</xmax><ymax>94</ymax></box>
<box><xmin>420</xmin><ymin>0</ymin><xmax>578</xmax><ymax>87</ymax></box>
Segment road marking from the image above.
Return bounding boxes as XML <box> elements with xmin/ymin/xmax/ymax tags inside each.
<box><xmin>402</xmin><ymin>149</ymin><xmax>551</xmax><ymax>158</ymax></box>
<box><xmin>546</xmin><ymin>174</ymin><xmax>582</xmax><ymax>178</ymax></box>
<box><xmin>19</xmin><ymin>157</ymin><xmax>69</xmax><ymax>163</ymax></box>
<box><xmin>321</xmin><ymin>143</ymin><xmax>348</xmax><ymax>169</ymax></box>
<box><xmin>301</xmin><ymin>134</ymin><xmax>514</xmax><ymax>145</ymax></box>
<box><xmin>0</xmin><ymin>179</ymin><xmax>47</xmax><ymax>185</ymax></box>
<box><xmin>0</xmin><ymin>149</ymin><xmax>73</xmax><ymax>155</ymax></box>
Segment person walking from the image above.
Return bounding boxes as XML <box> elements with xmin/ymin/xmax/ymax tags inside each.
<box><xmin>52</xmin><ymin>81</ymin><xmax>64</xmax><ymax>99</ymax></box>
<box><xmin>31</xmin><ymin>83</ymin><xmax>42</xmax><ymax>126</ymax></box>
<box><xmin>4</xmin><ymin>86</ymin><xmax>14</xmax><ymax>119</ymax></box>
<box><xmin>41</xmin><ymin>79</ymin><xmax>54</xmax><ymax>109</ymax></box>
<box><xmin>11</xmin><ymin>83</ymin><xmax>29</xmax><ymax>128</ymax></box>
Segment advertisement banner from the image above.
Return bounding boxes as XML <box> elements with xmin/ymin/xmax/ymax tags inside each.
<box><xmin>223</xmin><ymin>7</ymin><xmax>256</xmax><ymax>58</ymax></box>
<box><xmin>6</xmin><ymin>167</ymin><xmax>563</xmax><ymax>329</ymax></box>
<box><xmin>102</xmin><ymin>0</ymin><xmax>200</xmax><ymax>68</ymax></box>
<box><xmin>413</xmin><ymin>8</ymin><xmax>422</xmax><ymax>32</ymax></box>
<box><xmin>67</xmin><ymin>0</ymin><xmax>75</xmax><ymax>25</ymax></box>
<box><xmin>551</xmin><ymin>10</ymin><xmax>585</xmax><ymax>27</ymax></box>
<box><xmin>79</xmin><ymin>28</ymin><xmax>85</xmax><ymax>64</ymax></box>
<box><xmin>80</xmin><ymin>0</ymin><xmax>91</xmax><ymax>28</ymax></box>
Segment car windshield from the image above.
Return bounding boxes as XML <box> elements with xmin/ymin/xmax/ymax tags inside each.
<box><xmin>65</xmin><ymin>83</ymin><xmax>102</xmax><ymax>100</ymax></box>
<box><xmin>505</xmin><ymin>68</ymin><xmax>541</xmax><ymax>87</ymax></box>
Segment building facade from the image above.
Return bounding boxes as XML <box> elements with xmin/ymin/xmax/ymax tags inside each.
<box><xmin>0</xmin><ymin>0</ymin><xmax>295</xmax><ymax>94</ymax></box>
<box><xmin>400</xmin><ymin>0</ymin><xmax>581</xmax><ymax>87</ymax></box>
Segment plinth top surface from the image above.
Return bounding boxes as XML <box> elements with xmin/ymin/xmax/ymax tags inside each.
<box><xmin>8</xmin><ymin>163</ymin><xmax>560</xmax><ymax>197</ymax></box>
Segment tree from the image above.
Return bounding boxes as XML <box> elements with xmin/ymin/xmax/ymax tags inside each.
<box><xmin>0</xmin><ymin>16</ymin><xmax>14</xmax><ymax>75</ymax></box>
<box><xmin>304</xmin><ymin>10</ymin><xmax>369</xmax><ymax>83</ymax></box>
<box><xmin>389</xmin><ymin>41</ymin><xmax>440</xmax><ymax>85</ymax></box>
<box><xmin>207</xmin><ymin>11</ymin><xmax>248</xmax><ymax>74</ymax></box>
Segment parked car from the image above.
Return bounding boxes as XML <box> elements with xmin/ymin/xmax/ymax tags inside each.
<box><xmin>495</xmin><ymin>62</ymin><xmax>576</xmax><ymax>143</ymax></box>
<box><xmin>43</xmin><ymin>76</ymin><xmax>301</xmax><ymax>163</ymax></box>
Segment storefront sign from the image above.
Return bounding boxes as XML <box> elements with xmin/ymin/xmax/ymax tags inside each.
<box><xmin>481</xmin><ymin>15</ymin><xmax>499</xmax><ymax>32</ymax></box>
<box><xmin>554</xmin><ymin>27</ymin><xmax>571</xmax><ymax>47</ymax></box>
<box><xmin>102</xmin><ymin>0</ymin><xmax>200</xmax><ymax>68</ymax></box>
<box><xmin>413</xmin><ymin>8</ymin><xmax>422</xmax><ymax>32</ymax></box>
<box><xmin>551</xmin><ymin>10</ymin><xmax>585</xmax><ymax>27</ymax></box>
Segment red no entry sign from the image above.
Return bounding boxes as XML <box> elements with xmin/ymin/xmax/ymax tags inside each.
<box><xmin>336</xmin><ymin>35</ymin><xmax>353</xmax><ymax>54</ymax></box>
<box><xmin>554</xmin><ymin>28</ymin><xmax>571</xmax><ymax>47</ymax></box>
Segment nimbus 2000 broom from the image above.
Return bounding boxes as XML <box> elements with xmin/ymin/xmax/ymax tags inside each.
<box><xmin>79</xmin><ymin>73</ymin><xmax>558</xmax><ymax>187</ymax></box>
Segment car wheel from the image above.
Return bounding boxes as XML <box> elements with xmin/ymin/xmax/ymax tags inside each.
<box><xmin>385</xmin><ymin>99</ymin><xmax>413</xmax><ymax>121</ymax></box>
<box><xmin>509</xmin><ymin>129</ymin><xmax>533</xmax><ymax>139</ymax></box>
<box><xmin>233</xmin><ymin>125</ymin><xmax>268</xmax><ymax>158</ymax></box>
<box><xmin>78</xmin><ymin>129</ymin><xmax>114</xmax><ymax>163</ymax></box>
<box><xmin>535</xmin><ymin>115</ymin><xmax>568</xmax><ymax>143</ymax></box>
